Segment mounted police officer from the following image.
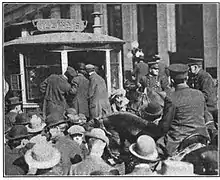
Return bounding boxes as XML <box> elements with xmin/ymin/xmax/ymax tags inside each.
<box><xmin>187</xmin><ymin>58</ymin><xmax>218</xmax><ymax>123</ymax></box>
<box><xmin>143</xmin><ymin>64</ymin><xmax>210</xmax><ymax>157</ymax></box>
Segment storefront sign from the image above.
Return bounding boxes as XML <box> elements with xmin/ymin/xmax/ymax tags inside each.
<box><xmin>34</xmin><ymin>19</ymin><xmax>87</xmax><ymax>32</ymax></box>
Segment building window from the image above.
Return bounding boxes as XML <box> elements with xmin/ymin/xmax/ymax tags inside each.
<box><xmin>60</xmin><ymin>4</ymin><xmax>70</xmax><ymax>19</ymax></box>
<box><xmin>24</xmin><ymin>49</ymin><xmax>61</xmax><ymax>102</ymax></box>
<box><xmin>137</xmin><ymin>4</ymin><xmax>158</xmax><ymax>57</ymax></box>
<box><xmin>107</xmin><ymin>4</ymin><xmax>122</xmax><ymax>39</ymax></box>
<box><xmin>81</xmin><ymin>4</ymin><xmax>94</xmax><ymax>33</ymax></box>
<box><xmin>175</xmin><ymin>4</ymin><xmax>204</xmax><ymax>58</ymax></box>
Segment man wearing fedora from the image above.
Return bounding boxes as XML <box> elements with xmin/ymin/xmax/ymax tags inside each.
<box><xmin>187</xmin><ymin>58</ymin><xmax>218</xmax><ymax>123</ymax></box>
<box><xmin>45</xmin><ymin>112</ymin><xmax>84</xmax><ymax>175</ymax></box>
<box><xmin>69</xmin><ymin>128</ymin><xmax>117</xmax><ymax>175</ymax></box>
<box><xmin>5</xmin><ymin>97</ymin><xmax>23</xmax><ymax>133</ymax></box>
<box><xmin>85</xmin><ymin>64</ymin><xmax>111</xmax><ymax>120</ymax></box>
<box><xmin>5</xmin><ymin>125</ymin><xmax>31</xmax><ymax>175</ymax></box>
<box><xmin>71</xmin><ymin>63</ymin><xmax>90</xmax><ymax>118</ymax></box>
<box><xmin>40</xmin><ymin>66</ymin><xmax>78</xmax><ymax>118</ymax></box>
<box><xmin>146</xmin><ymin>64</ymin><xmax>210</xmax><ymax>157</ymax></box>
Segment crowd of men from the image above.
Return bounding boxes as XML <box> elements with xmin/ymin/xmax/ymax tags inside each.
<box><xmin>4</xmin><ymin>54</ymin><xmax>218</xmax><ymax>176</ymax></box>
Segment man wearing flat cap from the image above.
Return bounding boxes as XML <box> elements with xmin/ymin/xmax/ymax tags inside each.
<box><xmin>40</xmin><ymin>66</ymin><xmax>78</xmax><ymax>118</ymax></box>
<box><xmin>85</xmin><ymin>64</ymin><xmax>111</xmax><ymax>120</ymax></box>
<box><xmin>143</xmin><ymin>64</ymin><xmax>209</xmax><ymax>157</ymax></box>
<box><xmin>188</xmin><ymin>58</ymin><xmax>217</xmax><ymax>122</ymax></box>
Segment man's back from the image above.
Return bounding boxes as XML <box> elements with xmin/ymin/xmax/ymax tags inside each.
<box><xmin>134</xmin><ymin>61</ymin><xmax>149</xmax><ymax>83</ymax></box>
<box><xmin>169</xmin><ymin>85</ymin><xmax>209</xmax><ymax>140</ymax></box>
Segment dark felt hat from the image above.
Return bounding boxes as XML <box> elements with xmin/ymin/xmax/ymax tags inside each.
<box><xmin>188</xmin><ymin>57</ymin><xmax>203</xmax><ymax>66</ymax></box>
<box><xmin>65</xmin><ymin>66</ymin><xmax>77</xmax><ymax>77</ymax></box>
<box><xmin>5</xmin><ymin>125</ymin><xmax>30</xmax><ymax>140</ymax></box>
<box><xmin>7</xmin><ymin>97</ymin><xmax>22</xmax><ymax>106</ymax></box>
<box><xmin>168</xmin><ymin>64</ymin><xmax>189</xmax><ymax>80</ymax></box>
<box><xmin>14</xmin><ymin>113</ymin><xmax>30</xmax><ymax>125</ymax></box>
<box><xmin>139</xmin><ymin>101</ymin><xmax>163</xmax><ymax>119</ymax></box>
<box><xmin>46</xmin><ymin>112</ymin><xmax>68</xmax><ymax>128</ymax></box>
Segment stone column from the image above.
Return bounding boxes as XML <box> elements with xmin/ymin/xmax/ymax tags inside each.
<box><xmin>122</xmin><ymin>4</ymin><xmax>138</xmax><ymax>71</ymax></box>
<box><xmin>94</xmin><ymin>4</ymin><xmax>108</xmax><ymax>34</ymax></box>
<box><xmin>157</xmin><ymin>4</ymin><xmax>176</xmax><ymax>66</ymax></box>
<box><xmin>203</xmin><ymin>4</ymin><xmax>218</xmax><ymax>69</ymax></box>
<box><xmin>50</xmin><ymin>5</ymin><xmax>61</xmax><ymax>18</ymax></box>
<box><xmin>70</xmin><ymin>4</ymin><xmax>82</xmax><ymax>20</ymax></box>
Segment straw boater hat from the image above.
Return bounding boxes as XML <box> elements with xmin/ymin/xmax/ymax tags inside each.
<box><xmin>129</xmin><ymin>135</ymin><xmax>159</xmax><ymax>162</ymax></box>
<box><xmin>25</xmin><ymin>142</ymin><xmax>61</xmax><ymax>169</ymax></box>
<box><xmin>26</xmin><ymin>115</ymin><xmax>46</xmax><ymax>133</ymax></box>
<box><xmin>159</xmin><ymin>159</ymin><xmax>195</xmax><ymax>176</ymax></box>
<box><xmin>5</xmin><ymin>125</ymin><xmax>30</xmax><ymax>140</ymax></box>
<box><xmin>85</xmin><ymin>128</ymin><xmax>109</xmax><ymax>145</ymax></box>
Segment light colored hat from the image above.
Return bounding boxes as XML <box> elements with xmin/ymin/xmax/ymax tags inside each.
<box><xmin>25</xmin><ymin>142</ymin><xmax>61</xmax><ymax>169</ymax></box>
<box><xmin>67</xmin><ymin>125</ymin><xmax>85</xmax><ymax>135</ymax></box>
<box><xmin>129</xmin><ymin>135</ymin><xmax>159</xmax><ymax>162</ymax></box>
<box><xmin>111</xmin><ymin>89</ymin><xmax>126</xmax><ymax>99</ymax></box>
<box><xmin>160</xmin><ymin>160</ymin><xmax>195</xmax><ymax>176</ymax></box>
<box><xmin>85</xmin><ymin>128</ymin><xmax>109</xmax><ymax>145</ymax></box>
<box><xmin>26</xmin><ymin>115</ymin><xmax>46</xmax><ymax>133</ymax></box>
<box><xmin>29</xmin><ymin>134</ymin><xmax>47</xmax><ymax>145</ymax></box>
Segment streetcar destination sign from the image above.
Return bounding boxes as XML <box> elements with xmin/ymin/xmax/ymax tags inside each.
<box><xmin>34</xmin><ymin>19</ymin><xmax>87</xmax><ymax>32</ymax></box>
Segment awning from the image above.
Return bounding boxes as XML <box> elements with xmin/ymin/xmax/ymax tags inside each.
<box><xmin>4</xmin><ymin>32</ymin><xmax>125</xmax><ymax>47</ymax></box>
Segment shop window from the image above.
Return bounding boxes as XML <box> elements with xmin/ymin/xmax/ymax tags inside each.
<box><xmin>110</xmin><ymin>50</ymin><xmax>120</xmax><ymax>90</ymax></box>
<box><xmin>137</xmin><ymin>4</ymin><xmax>158</xmax><ymax>57</ymax></box>
<box><xmin>107</xmin><ymin>4</ymin><xmax>122</xmax><ymax>39</ymax></box>
<box><xmin>81</xmin><ymin>4</ymin><xmax>94</xmax><ymax>33</ymax></box>
<box><xmin>10</xmin><ymin>74</ymin><xmax>21</xmax><ymax>91</ymax></box>
<box><xmin>24</xmin><ymin>50</ymin><xmax>61</xmax><ymax>102</ymax></box>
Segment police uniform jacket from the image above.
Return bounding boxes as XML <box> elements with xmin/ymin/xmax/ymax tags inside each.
<box><xmin>72</xmin><ymin>73</ymin><xmax>89</xmax><ymax>118</ymax></box>
<box><xmin>192</xmin><ymin>69</ymin><xmax>217</xmax><ymax>113</ymax></box>
<box><xmin>156</xmin><ymin>84</ymin><xmax>209</xmax><ymax>156</ymax></box>
<box><xmin>139</xmin><ymin>74</ymin><xmax>170</xmax><ymax>94</ymax></box>
<box><xmin>88</xmin><ymin>72</ymin><xmax>111</xmax><ymax>119</ymax></box>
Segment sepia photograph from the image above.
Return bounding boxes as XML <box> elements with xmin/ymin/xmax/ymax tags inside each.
<box><xmin>3</xmin><ymin>2</ymin><xmax>219</xmax><ymax>176</ymax></box>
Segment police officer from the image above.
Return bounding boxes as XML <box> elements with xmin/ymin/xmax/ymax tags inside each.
<box><xmin>187</xmin><ymin>58</ymin><xmax>217</xmax><ymax>122</ymax></box>
<box><xmin>143</xmin><ymin>64</ymin><xmax>210</xmax><ymax>157</ymax></box>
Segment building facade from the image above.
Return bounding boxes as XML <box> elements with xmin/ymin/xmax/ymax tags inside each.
<box><xmin>4</xmin><ymin>3</ymin><xmax>219</xmax><ymax>110</ymax></box>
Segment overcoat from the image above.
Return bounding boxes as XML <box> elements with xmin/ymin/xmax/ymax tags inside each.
<box><xmin>133</xmin><ymin>61</ymin><xmax>149</xmax><ymax>84</ymax></box>
<box><xmin>88</xmin><ymin>72</ymin><xmax>111</xmax><ymax>119</ymax></box>
<box><xmin>40</xmin><ymin>74</ymin><xmax>77</xmax><ymax>116</ymax></box>
<box><xmin>72</xmin><ymin>73</ymin><xmax>89</xmax><ymax>118</ymax></box>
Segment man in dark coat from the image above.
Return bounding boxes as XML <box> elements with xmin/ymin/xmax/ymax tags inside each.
<box><xmin>139</xmin><ymin>59</ymin><xmax>171</xmax><ymax>95</ymax></box>
<box><xmin>143</xmin><ymin>64</ymin><xmax>210</xmax><ymax>157</ymax></box>
<box><xmin>187</xmin><ymin>58</ymin><xmax>218</xmax><ymax>122</ymax></box>
<box><xmin>40</xmin><ymin>66</ymin><xmax>78</xmax><ymax>117</ymax></box>
<box><xmin>85</xmin><ymin>64</ymin><xmax>111</xmax><ymax>120</ymax></box>
<box><xmin>71</xmin><ymin>63</ymin><xmax>89</xmax><ymax>118</ymax></box>
<box><xmin>133</xmin><ymin>56</ymin><xmax>149</xmax><ymax>84</ymax></box>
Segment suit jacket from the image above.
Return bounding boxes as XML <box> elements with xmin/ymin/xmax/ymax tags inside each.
<box><xmin>133</xmin><ymin>61</ymin><xmax>149</xmax><ymax>84</ymax></box>
<box><xmin>88</xmin><ymin>72</ymin><xmax>111</xmax><ymax>119</ymax></box>
<box><xmin>192</xmin><ymin>69</ymin><xmax>217</xmax><ymax>113</ymax></box>
<box><xmin>72</xmin><ymin>73</ymin><xmax>89</xmax><ymax>117</ymax></box>
<box><xmin>40</xmin><ymin>74</ymin><xmax>77</xmax><ymax>116</ymax></box>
